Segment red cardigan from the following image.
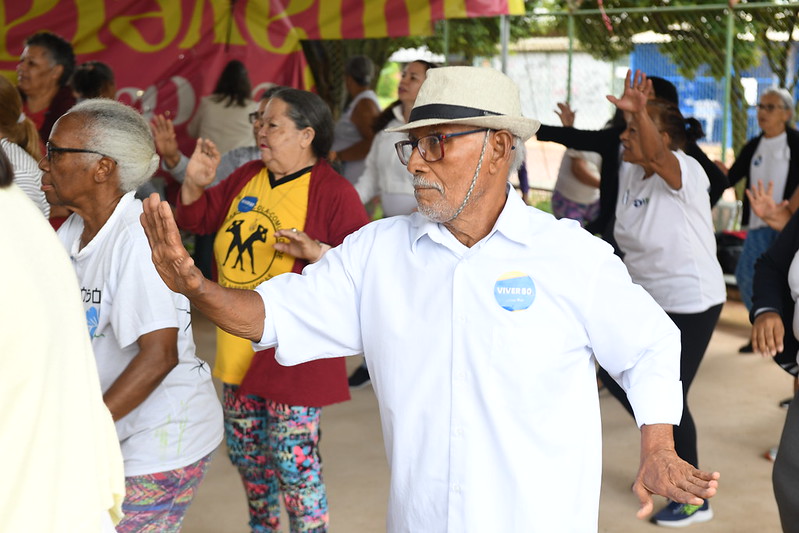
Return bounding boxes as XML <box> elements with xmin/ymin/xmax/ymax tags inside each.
<box><xmin>177</xmin><ymin>158</ymin><xmax>370</xmax><ymax>407</ymax></box>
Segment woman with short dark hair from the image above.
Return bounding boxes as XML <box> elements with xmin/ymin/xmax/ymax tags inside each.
<box><xmin>175</xmin><ymin>88</ymin><xmax>369</xmax><ymax>532</ymax></box>
<box><xmin>599</xmin><ymin>70</ymin><xmax>725</xmax><ymax>527</ymax></box>
<box><xmin>16</xmin><ymin>31</ymin><xmax>76</xmax><ymax>141</ymax></box>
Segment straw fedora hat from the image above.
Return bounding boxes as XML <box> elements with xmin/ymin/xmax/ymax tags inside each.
<box><xmin>387</xmin><ymin>66</ymin><xmax>540</xmax><ymax>141</ymax></box>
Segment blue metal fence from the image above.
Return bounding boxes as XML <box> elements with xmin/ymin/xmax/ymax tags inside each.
<box><xmin>632</xmin><ymin>42</ymin><xmax>798</xmax><ymax>143</ymax></box>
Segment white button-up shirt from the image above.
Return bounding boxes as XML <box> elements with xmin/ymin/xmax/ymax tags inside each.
<box><xmin>254</xmin><ymin>190</ymin><xmax>682</xmax><ymax>533</ymax></box>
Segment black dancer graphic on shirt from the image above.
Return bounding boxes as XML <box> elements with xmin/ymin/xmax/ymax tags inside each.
<box><xmin>223</xmin><ymin>219</ymin><xmax>269</xmax><ymax>274</ymax></box>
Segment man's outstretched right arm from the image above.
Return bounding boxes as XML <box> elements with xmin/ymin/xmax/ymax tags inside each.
<box><xmin>140</xmin><ymin>193</ymin><xmax>266</xmax><ymax>342</ymax></box>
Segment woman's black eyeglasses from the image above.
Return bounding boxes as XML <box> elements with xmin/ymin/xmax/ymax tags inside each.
<box><xmin>756</xmin><ymin>103</ymin><xmax>787</xmax><ymax>112</ymax></box>
<box><xmin>394</xmin><ymin>128</ymin><xmax>489</xmax><ymax>166</ymax></box>
<box><xmin>45</xmin><ymin>142</ymin><xmax>116</xmax><ymax>163</ymax></box>
<box><xmin>248</xmin><ymin>111</ymin><xmax>263</xmax><ymax>124</ymax></box>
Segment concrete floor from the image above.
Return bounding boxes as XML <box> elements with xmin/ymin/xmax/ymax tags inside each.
<box><xmin>181</xmin><ymin>298</ymin><xmax>790</xmax><ymax>532</ymax></box>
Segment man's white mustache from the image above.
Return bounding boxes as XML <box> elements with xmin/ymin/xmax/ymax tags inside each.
<box><xmin>412</xmin><ymin>176</ymin><xmax>443</xmax><ymax>193</ymax></box>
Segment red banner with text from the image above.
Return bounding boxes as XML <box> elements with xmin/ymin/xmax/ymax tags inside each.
<box><xmin>1</xmin><ymin>0</ymin><xmax>523</xmax><ymax>155</ymax></box>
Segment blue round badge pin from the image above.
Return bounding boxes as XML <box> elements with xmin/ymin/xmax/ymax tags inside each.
<box><xmin>494</xmin><ymin>271</ymin><xmax>536</xmax><ymax>312</ymax></box>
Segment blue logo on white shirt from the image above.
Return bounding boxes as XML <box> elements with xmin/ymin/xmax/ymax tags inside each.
<box><xmin>238</xmin><ymin>196</ymin><xmax>258</xmax><ymax>212</ymax></box>
<box><xmin>494</xmin><ymin>272</ymin><xmax>536</xmax><ymax>311</ymax></box>
<box><xmin>86</xmin><ymin>306</ymin><xmax>100</xmax><ymax>338</ymax></box>
<box><xmin>753</xmin><ymin>154</ymin><xmax>763</xmax><ymax>167</ymax></box>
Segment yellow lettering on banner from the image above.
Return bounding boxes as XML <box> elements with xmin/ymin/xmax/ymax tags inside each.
<box><xmin>180</xmin><ymin>0</ymin><xmax>246</xmax><ymax>49</ymax></box>
<box><xmin>245</xmin><ymin>0</ymin><xmax>312</xmax><ymax>54</ymax></box>
<box><xmin>108</xmin><ymin>0</ymin><xmax>181</xmax><ymax>53</ymax></box>
<box><xmin>507</xmin><ymin>0</ymin><xmax>525</xmax><ymax>15</ymax></box>
<box><xmin>317</xmin><ymin>0</ymin><xmax>342</xmax><ymax>40</ymax></box>
<box><xmin>363</xmin><ymin>0</ymin><xmax>387</xmax><ymax>38</ymax></box>
<box><xmin>73</xmin><ymin>0</ymin><xmax>106</xmax><ymax>53</ymax></box>
<box><xmin>443</xmin><ymin>0</ymin><xmax>467</xmax><ymax>19</ymax></box>
<box><xmin>0</xmin><ymin>0</ymin><xmax>58</xmax><ymax>61</ymax></box>
<box><xmin>405</xmin><ymin>0</ymin><xmax>432</xmax><ymax>36</ymax></box>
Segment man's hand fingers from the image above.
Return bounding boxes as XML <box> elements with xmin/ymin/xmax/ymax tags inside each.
<box><xmin>141</xmin><ymin>194</ymin><xmax>163</xmax><ymax>247</ymax></box>
<box><xmin>633</xmin><ymin>482</ymin><xmax>654</xmax><ymax>520</ymax></box>
<box><xmin>158</xmin><ymin>199</ymin><xmax>182</xmax><ymax>246</ymax></box>
<box><xmin>672</xmin><ymin>468</ymin><xmax>719</xmax><ymax>502</ymax></box>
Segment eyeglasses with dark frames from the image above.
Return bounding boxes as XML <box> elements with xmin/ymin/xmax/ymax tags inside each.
<box><xmin>45</xmin><ymin>142</ymin><xmax>116</xmax><ymax>163</ymax></box>
<box><xmin>394</xmin><ymin>128</ymin><xmax>490</xmax><ymax>166</ymax></box>
<box><xmin>248</xmin><ymin>111</ymin><xmax>263</xmax><ymax>124</ymax></box>
<box><xmin>756</xmin><ymin>103</ymin><xmax>788</xmax><ymax>112</ymax></box>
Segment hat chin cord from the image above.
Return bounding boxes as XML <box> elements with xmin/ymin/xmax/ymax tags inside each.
<box><xmin>447</xmin><ymin>129</ymin><xmax>490</xmax><ymax>222</ymax></box>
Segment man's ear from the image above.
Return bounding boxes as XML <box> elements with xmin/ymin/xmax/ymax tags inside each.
<box><xmin>488</xmin><ymin>130</ymin><xmax>515</xmax><ymax>174</ymax></box>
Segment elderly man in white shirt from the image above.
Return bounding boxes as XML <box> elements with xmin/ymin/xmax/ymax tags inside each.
<box><xmin>141</xmin><ymin>68</ymin><xmax>719</xmax><ymax>533</ymax></box>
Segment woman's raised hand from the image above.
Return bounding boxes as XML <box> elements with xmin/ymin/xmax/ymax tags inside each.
<box><xmin>746</xmin><ymin>180</ymin><xmax>792</xmax><ymax>231</ymax></box>
<box><xmin>554</xmin><ymin>102</ymin><xmax>576</xmax><ymax>127</ymax></box>
<box><xmin>608</xmin><ymin>69</ymin><xmax>650</xmax><ymax>114</ymax></box>
<box><xmin>150</xmin><ymin>114</ymin><xmax>181</xmax><ymax>169</ymax></box>
<box><xmin>185</xmin><ymin>138</ymin><xmax>221</xmax><ymax>189</ymax></box>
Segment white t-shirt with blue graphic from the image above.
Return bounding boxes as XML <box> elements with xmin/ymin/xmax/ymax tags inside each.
<box><xmin>614</xmin><ymin>150</ymin><xmax>726</xmax><ymax>314</ymax></box>
<box><xmin>57</xmin><ymin>192</ymin><xmax>222</xmax><ymax>476</ymax></box>
<box><xmin>749</xmin><ymin>132</ymin><xmax>790</xmax><ymax>230</ymax></box>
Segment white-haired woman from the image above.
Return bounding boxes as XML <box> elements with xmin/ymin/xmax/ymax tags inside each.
<box><xmin>38</xmin><ymin>99</ymin><xmax>223</xmax><ymax>533</ymax></box>
<box><xmin>729</xmin><ymin>87</ymin><xmax>799</xmax><ymax>351</ymax></box>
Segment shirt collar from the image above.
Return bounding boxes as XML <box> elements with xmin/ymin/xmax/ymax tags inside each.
<box><xmin>409</xmin><ymin>183</ymin><xmax>533</xmax><ymax>252</ymax></box>
<box><xmin>68</xmin><ymin>191</ymin><xmax>137</xmax><ymax>257</ymax></box>
<box><xmin>392</xmin><ymin>104</ymin><xmax>405</xmax><ymax>124</ymax></box>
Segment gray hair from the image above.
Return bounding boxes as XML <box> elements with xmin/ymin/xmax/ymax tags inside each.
<box><xmin>68</xmin><ymin>99</ymin><xmax>159</xmax><ymax>192</ymax></box>
<box><xmin>507</xmin><ymin>135</ymin><xmax>525</xmax><ymax>181</ymax></box>
<box><xmin>762</xmin><ymin>87</ymin><xmax>795</xmax><ymax>121</ymax></box>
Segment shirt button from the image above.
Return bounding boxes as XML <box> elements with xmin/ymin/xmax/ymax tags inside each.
<box><xmin>453</xmin><ymin>427</ymin><xmax>464</xmax><ymax>437</ymax></box>
<box><xmin>455</xmin><ymin>371</ymin><xmax>466</xmax><ymax>381</ymax></box>
<box><xmin>452</xmin><ymin>484</ymin><xmax>462</xmax><ymax>493</ymax></box>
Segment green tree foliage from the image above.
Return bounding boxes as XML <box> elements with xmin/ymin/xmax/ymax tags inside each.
<box><xmin>536</xmin><ymin>0</ymin><xmax>799</xmax><ymax>151</ymax></box>
<box><xmin>301</xmin><ymin>1</ymin><xmax>539</xmax><ymax>115</ymax></box>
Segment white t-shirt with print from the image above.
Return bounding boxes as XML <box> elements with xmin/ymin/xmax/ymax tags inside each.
<box><xmin>614</xmin><ymin>150</ymin><xmax>726</xmax><ymax>314</ymax></box>
<box><xmin>57</xmin><ymin>192</ymin><xmax>223</xmax><ymax>476</ymax></box>
<box><xmin>749</xmin><ymin>132</ymin><xmax>790</xmax><ymax>230</ymax></box>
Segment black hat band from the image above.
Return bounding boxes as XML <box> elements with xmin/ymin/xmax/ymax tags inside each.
<box><xmin>409</xmin><ymin>103</ymin><xmax>502</xmax><ymax>123</ymax></box>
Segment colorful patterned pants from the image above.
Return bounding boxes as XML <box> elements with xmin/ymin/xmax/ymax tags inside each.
<box><xmin>115</xmin><ymin>453</ymin><xmax>212</xmax><ymax>533</ymax></box>
<box><xmin>223</xmin><ymin>384</ymin><xmax>328</xmax><ymax>533</ymax></box>
<box><xmin>551</xmin><ymin>190</ymin><xmax>600</xmax><ymax>227</ymax></box>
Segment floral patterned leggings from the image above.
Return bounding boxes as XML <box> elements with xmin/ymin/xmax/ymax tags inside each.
<box><xmin>223</xmin><ymin>384</ymin><xmax>328</xmax><ymax>533</ymax></box>
<box><xmin>115</xmin><ymin>453</ymin><xmax>212</xmax><ymax>533</ymax></box>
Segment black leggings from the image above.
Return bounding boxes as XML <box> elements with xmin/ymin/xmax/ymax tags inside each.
<box><xmin>774</xmin><ymin>387</ymin><xmax>799</xmax><ymax>532</ymax></box>
<box><xmin>597</xmin><ymin>303</ymin><xmax>723</xmax><ymax>468</ymax></box>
